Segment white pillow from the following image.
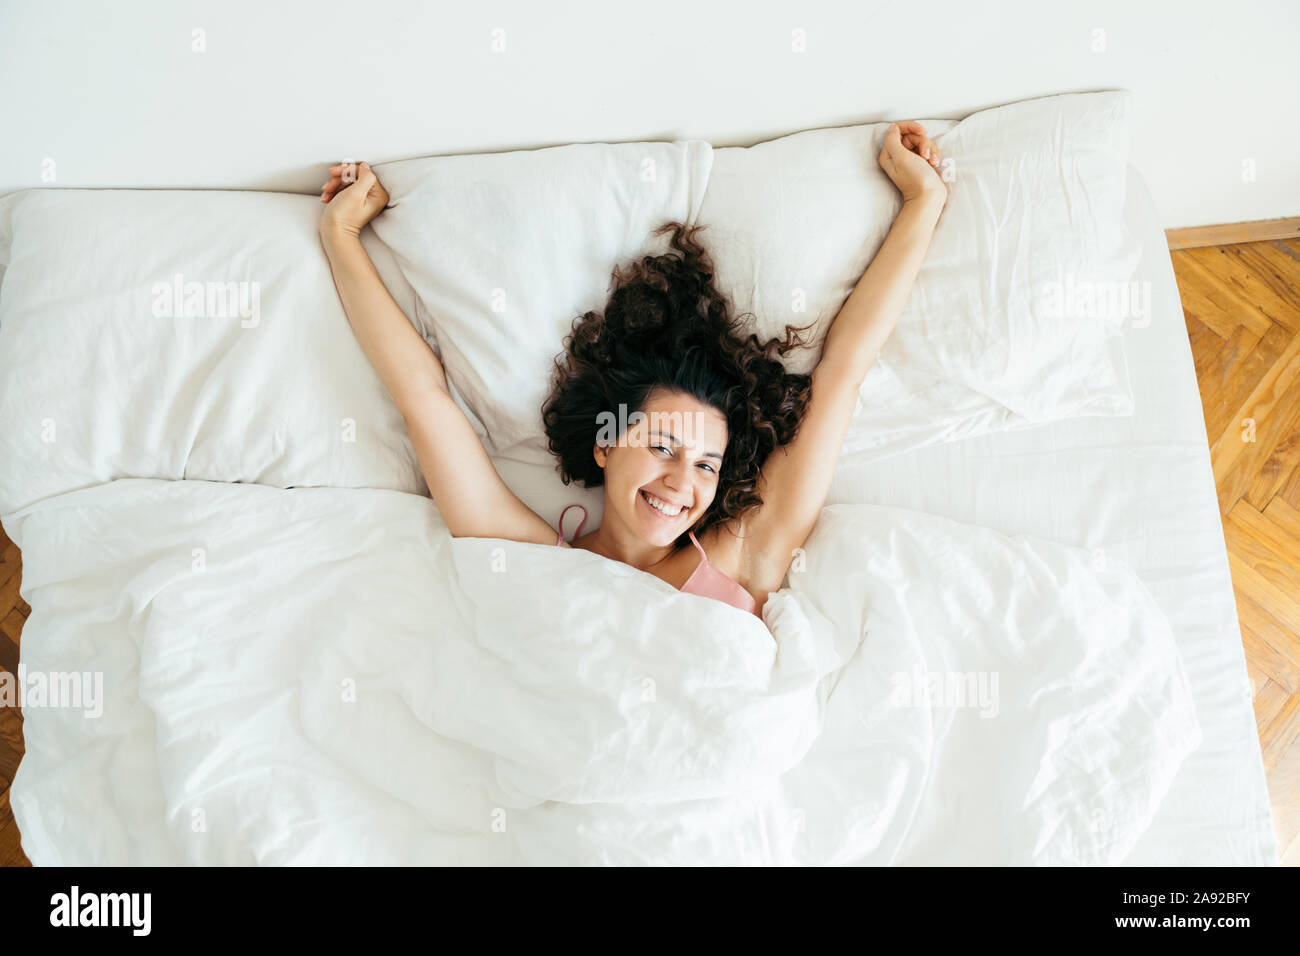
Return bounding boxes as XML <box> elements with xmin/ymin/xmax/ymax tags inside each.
<box><xmin>0</xmin><ymin>91</ymin><xmax>1139</xmax><ymax>517</ymax></box>
<box><xmin>372</xmin><ymin>90</ymin><xmax>1139</xmax><ymax>469</ymax></box>
<box><xmin>369</xmin><ymin>141</ymin><xmax>714</xmax><ymax>465</ymax></box>
<box><xmin>0</xmin><ymin>188</ymin><xmax>435</xmax><ymax>515</ymax></box>
<box><xmin>698</xmin><ymin>89</ymin><xmax>1141</xmax><ymax>462</ymax></box>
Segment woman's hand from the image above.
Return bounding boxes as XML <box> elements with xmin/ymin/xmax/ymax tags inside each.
<box><xmin>319</xmin><ymin>161</ymin><xmax>390</xmax><ymax>240</ymax></box>
<box><xmin>878</xmin><ymin>121</ymin><xmax>948</xmax><ymax>208</ymax></box>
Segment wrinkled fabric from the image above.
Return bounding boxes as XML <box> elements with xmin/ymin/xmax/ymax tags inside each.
<box><xmin>5</xmin><ymin>481</ymin><xmax>1197</xmax><ymax>865</ymax></box>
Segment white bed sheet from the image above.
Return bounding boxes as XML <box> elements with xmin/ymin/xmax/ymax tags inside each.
<box><xmin>494</xmin><ymin>165</ymin><xmax>1278</xmax><ymax>865</ymax></box>
<box><xmin>3</xmin><ymin>165</ymin><xmax>1272</xmax><ymax>865</ymax></box>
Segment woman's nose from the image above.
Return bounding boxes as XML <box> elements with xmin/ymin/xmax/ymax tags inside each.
<box><xmin>662</xmin><ymin>461</ymin><xmax>693</xmax><ymax>496</ymax></box>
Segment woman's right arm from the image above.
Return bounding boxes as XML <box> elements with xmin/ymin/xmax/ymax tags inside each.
<box><xmin>319</xmin><ymin>162</ymin><xmax>558</xmax><ymax>546</ymax></box>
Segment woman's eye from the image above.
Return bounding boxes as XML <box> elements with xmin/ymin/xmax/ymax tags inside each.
<box><xmin>652</xmin><ymin>443</ymin><xmax>715</xmax><ymax>474</ymax></box>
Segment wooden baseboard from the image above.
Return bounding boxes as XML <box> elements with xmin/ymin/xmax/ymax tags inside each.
<box><xmin>1166</xmin><ymin>217</ymin><xmax>1300</xmax><ymax>251</ymax></box>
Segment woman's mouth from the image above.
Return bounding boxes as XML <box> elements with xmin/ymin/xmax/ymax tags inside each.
<box><xmin>640</xmin><ymin>489</ymin><xmax>685</xmax><ymax>521</ymax></box>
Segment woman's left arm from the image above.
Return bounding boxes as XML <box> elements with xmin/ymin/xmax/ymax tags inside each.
<box><xmin>738</xmin><ymin>122</ymin><xmax>948</xmax><ymax>592</ymax></box>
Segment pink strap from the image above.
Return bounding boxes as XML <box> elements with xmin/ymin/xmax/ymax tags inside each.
<box><xmin>687</xmin><ymin>530</ymin><xmax>708</xmax><ymax>561</ymax></box>
<box><xmin>557</xmin><ymin>504</ymin><xmax>588</xmax><ymax>544</ymax></box>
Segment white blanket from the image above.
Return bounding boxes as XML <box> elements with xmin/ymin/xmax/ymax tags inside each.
<box><xmin>4</xmin><ymin>480</ymin><xmax>1199</xmax><ymax>865</ymax></box>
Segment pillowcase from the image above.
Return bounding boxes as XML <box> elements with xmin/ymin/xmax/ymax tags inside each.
<box><xmin>0</xmin><ymin>90</ymin><xmax>1139</xmax><ymax>518</ymax></box>
<box><xmin>700</xmin><ymin>89</ymin><xmax>1141</xmax><ymax>462</ymax></box>
<box><xmin>371</xmin><ymin>90</ymin><xmax>1139</xmax><ymax>469</ymax></box>
<box><xmin>369</xmin><ymin>141</ymin><xmax>714</xmax><ymax>465</ymax></box>
<box><xmin>0</xmin><ymin>188</ymin><xmax>437</xmax><ymax>515</ymax></box>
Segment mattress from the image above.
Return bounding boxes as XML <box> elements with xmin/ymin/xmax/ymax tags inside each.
<box><xmin>494</xmin><ymin>165</ymin><xmax>1279</xmax><ymax>865</ymax></box>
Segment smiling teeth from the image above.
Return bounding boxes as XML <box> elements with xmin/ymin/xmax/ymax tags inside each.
<box><xmin>643</xmin><ymin>491</ymin><xmax>683</xmax><ymax>516</ymax></box>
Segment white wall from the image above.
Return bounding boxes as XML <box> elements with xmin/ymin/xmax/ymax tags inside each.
<box><xmin>1</xmin><ymin>0</ymin><xmax>1296</xmax><ymax>228</ymax></box>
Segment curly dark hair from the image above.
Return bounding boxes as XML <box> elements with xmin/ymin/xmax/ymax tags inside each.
<box><xmin>541</xmin><ymin>220</ymin><xmax>817</xmax><ymax>551</ymax></box>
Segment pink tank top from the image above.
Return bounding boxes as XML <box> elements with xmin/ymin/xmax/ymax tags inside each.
<box><xmin>555</xmin><ymin>504</ymin><xmax>759</xmax><ymax>618</ymax></box>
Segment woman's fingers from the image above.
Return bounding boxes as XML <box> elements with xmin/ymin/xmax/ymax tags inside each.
<box><xmin>891</xmin><ymin>121</ymin><xmax>941</xmax><ymax>166</ymax></box>
<box><xmin>321</xmin><ymin>161</ymin><xmax>387</xmax><ymax>209</ymax></box>
<box><xmin>326</xmin><ymin>162</ymin><xmax>362</xmax><ymax>182</ymax></box>
<box><xmin>910</xmin><ymin>133</ymin><xmax>939</xmax><ymax>166</ymax></box>
<box><xmin>360</xmin><ymin>164</ymin><xmax>391</xmax><ymax>206</ymax></box>
<box><xmin>320</xmin><ymin>161</ymin><xmax>365</xmax><ymax>202</ymax></box>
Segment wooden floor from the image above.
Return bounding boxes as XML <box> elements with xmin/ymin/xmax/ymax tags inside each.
<box><xmin>0</xmin><ymin>533</ymin><xmax>30</xmax><ymax>866</ymax></box>
<box><xmin>0</xmin><ymin>238</ymin><xmax>1297</xmax><ymax>867</ymax></box>
<box><xmin>1172</xmin><ymin>238</ymin><xmax>1300</xmax><ymax>867</ymax></box>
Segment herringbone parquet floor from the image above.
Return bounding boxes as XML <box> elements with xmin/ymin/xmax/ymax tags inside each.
<box><xmin>1172</xmin><ymin>238</ymin><xmax>1300</xmax><ymax>866</ymax></box>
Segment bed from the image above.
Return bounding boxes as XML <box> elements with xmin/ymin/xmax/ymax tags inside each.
<box><xmin>487</xmin><ymin>164</ymin><xmax>1279</xmax><ymax>865</ymax></box>
<box><xmin>0</xmin><ymin>121</ymin><xmax>1277</xmax><ymax>865</ymax></box>
<box><xmin>832</xmin><ymin>165</ymin><xmax>1277</xmax><ymax>864</ymax></box>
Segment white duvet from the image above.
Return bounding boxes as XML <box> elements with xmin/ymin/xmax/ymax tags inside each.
<box><xmin>5</xmin><ymin>478</ymin><xmax>1199</xmax><ymax>865</ymax></box>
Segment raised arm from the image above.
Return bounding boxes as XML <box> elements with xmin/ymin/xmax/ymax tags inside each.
<box><xmin>318</xmin><ymin>162</ymin><xmax>557</xmax><ymax>545</ymax></box>
<box><xmin>738</xmin><ymin>123</ymin><xmax>948</xmax><ymax>593</ymax></box>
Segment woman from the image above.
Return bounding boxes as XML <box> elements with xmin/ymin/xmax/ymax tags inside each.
<box><xmin>319</xmin><ymin>122</ymin><xmax>947</xmax><ymax>621</ymax></box>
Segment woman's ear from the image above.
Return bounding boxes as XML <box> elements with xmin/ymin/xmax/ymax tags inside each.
<box><xmin>592</xmin><ymin>441</ymin><xmax>608</xmax><ymax>469</ymax></box>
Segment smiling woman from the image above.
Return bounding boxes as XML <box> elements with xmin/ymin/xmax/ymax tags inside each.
<box><xmin>320</xmin><ymin>121</ymin><xmax>947</xmax><ymax>620</ymax></box>
<box><xmin>550</xmin><ymin>386</ymin><xmax>772</xmax><ymax>618</ymax></box>
<box><xmin>540</xmin><ymin>221</ymin><xmax>817</xmax><ymax>609</ymax></box>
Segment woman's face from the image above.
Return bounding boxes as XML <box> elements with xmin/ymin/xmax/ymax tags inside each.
<box><xmin>593</xmin><ymin>388</ymin><xmax>729</xmax><ymax>546</ymax></box>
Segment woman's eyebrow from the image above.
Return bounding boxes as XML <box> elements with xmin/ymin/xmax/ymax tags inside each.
<box><xmin>651</xmin><ymin>431</ymin><xmax>723</xmax><ymax>461</ymax></box>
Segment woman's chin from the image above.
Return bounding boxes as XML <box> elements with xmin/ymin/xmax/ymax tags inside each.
<box><xmin>638</xmin><ymin>518</ymin><xmax>678</xmax><ymax>542</ymax></box>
